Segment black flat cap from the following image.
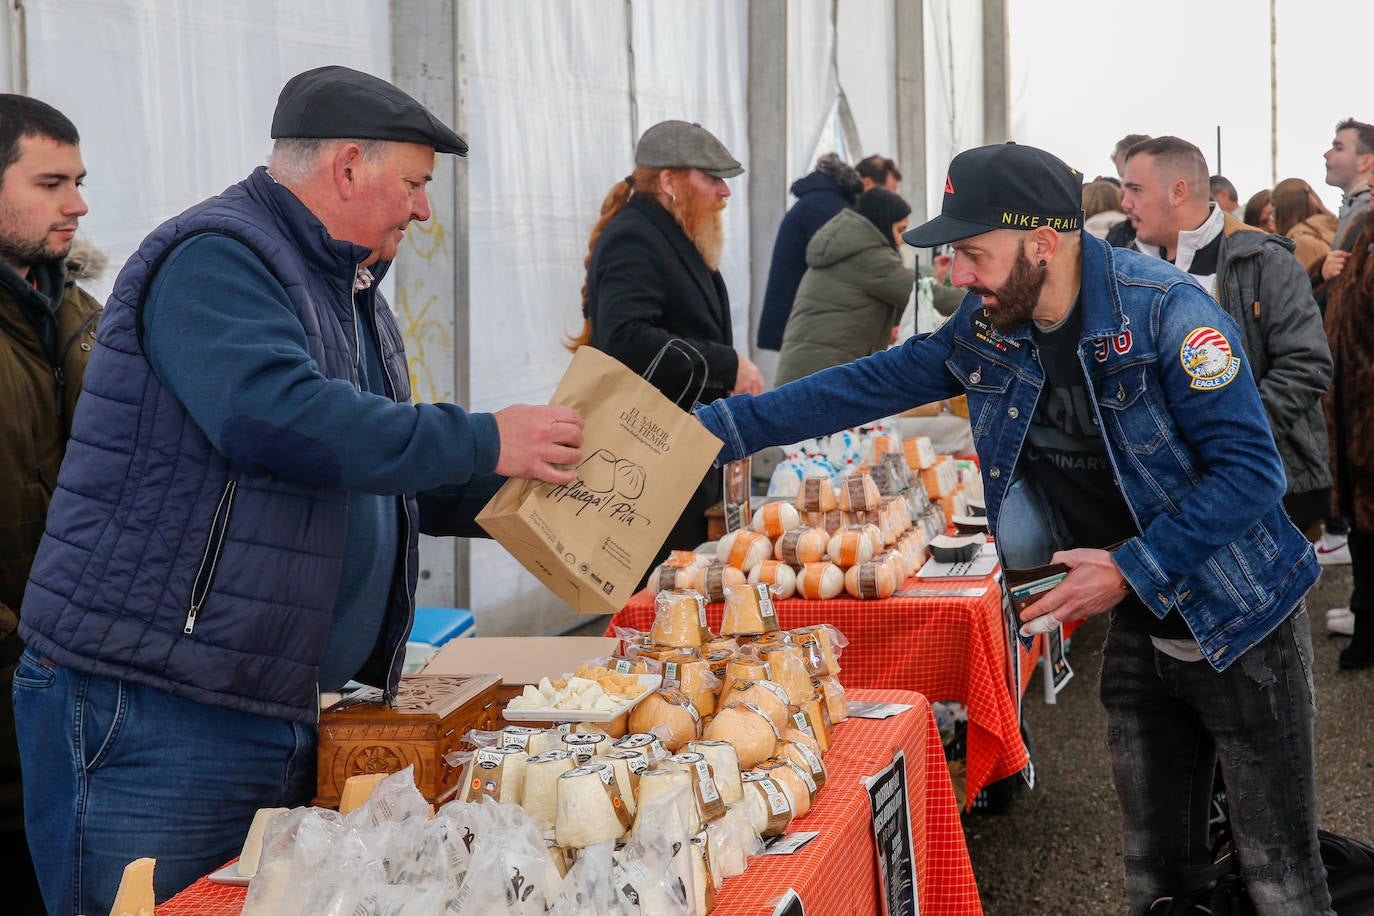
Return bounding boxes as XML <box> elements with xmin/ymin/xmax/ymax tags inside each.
<box><xmin>271</xmin><ymin>65</ymin><xmax>468</xmax><ymax>156</ymax></box>
<box><xmin>634</xmin><ymin>120</ymin><xmax>743</xmax><ymax>178</ymax></box>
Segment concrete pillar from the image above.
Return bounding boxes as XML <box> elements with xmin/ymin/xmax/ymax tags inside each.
<box><xmin>747</xmin><ymin>0</ymin><xmax>788</xmax><ymax>377</ymax></box>
<box><xmin>893</xmin><ymin>0</ymin><xmax>926</xmax><ymax>228</ymax></box>
<box><xmin>390</xmin><ymin>0</ymin><xmax>471</xmax><ymax>609</ymax></box>
<box><xmin>981</xmin><ymin>0</ymin><xmax>1009</xmax><ymax>143</ymax></box>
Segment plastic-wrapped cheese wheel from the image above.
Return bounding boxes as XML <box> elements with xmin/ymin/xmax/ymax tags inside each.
<box><xmin>795</xmin><ymin>562</ymin><xmax>844</xmax><ymax>600</ymax></box>
<box><xmin>647</xmin><ymin>563</ymin><xmax>689</xmax><ymax>592</ymax></box>
<box><xmin>738</xmin><ymin>772</ymin><xmax>793</xmax><ymax>836</ymax></box>
<box><xmin>719</xmin><ymin>678</ymin><xmax>792</xmax><ymax>731</ymax></box>
<box><xmin>837</xmin><ymin>473</ymin><xmax>883</xmax><ymax>513</ymax></box>
<box><xmin>688</xmin><ymin>561</ymin><xmax>746</xmax><ymax>603</ymax></box>
<box><xmin>793</xmin><ymin>476</ymin><xmax>838</xmax><ymax>514</ymax></box>
<box><xmin>462</xmin><ymin>745</ymin><xmax>528</xmax><ymax>804</ymax></box>
<box><xmin>753</xmin><ymin>758</ymin><xmax>816</xmax><ymax>818</ymax></box>
<box><xmin>717</xmin><ymin>528</ymin><xmax>772</xmax><ymax>573</ymax></box>
<box><xmin>650</xmin><ymin>588</ymin><xmax>710</xmax><ymax>648</ymax></box>
<box><xmin>779</xmin><ymin>731</ymin><xmax>827</xmax><ymax>791</ymax></box>
<box><xmin>791</xmin><ymin>625</ymin><xmax>839</xmax><ymax>677</ymax></box>
<box><xmin>661</xmin><ymin>652</ymin><xmax>718</xmax><ymax>717</ymax></box>
<box><xmin>747</xmin><ymin>559</ymin><xmax>797</xmax><ymax>600</ymax></box>
<box><xmin>627</xmin><ymin>686</ymin><xmax>702</xmax><ymax>752</ymax></box>
<box><xmin>751</xmin><ymin>501</ymin><xmax>802</xmax><ymax>538</ymax></box>
<box><xmin>633</xmin><ymin>766</ymin><xmax>701</xmax><ymax>836</ymax></box>
<box><xmin>721</xmin><ymin>655</ymin><xmax>770</xmax><ymax>690</ymax></box>
<box><xmin>774</xmin><ymin>526</ymin><xmax>828</xmax><ymax>566</ymax></box>
<box><xmin>556</xmin><ymin>762</ymin><xmax>632</xmax><ymax>848</ymax></box>
<box><xmin>826</xmin><ymin>528</ymin><xmax>874</xmax><ymax>568</ymax></box>
<box><xmin>818</xmin><ymin>675</ymin><xmax>848</xmax><ymax>723</ymax></box>
<box><xmin>522</xmin><ymin>749</ymin><xmax>575</xmax><ymax>829</ymax></box>
<box><xmin>702</xmin><ymin>702</ymin><xmax>779</xmax><ymax>769</ymax></box>
<box><xmin>687</xmin><ymin>739</ymin><xmax>743</xmax><ymax>805</ymax></box>
<box><xmin>754</xmin><ymin>643</ymin><xmax>813</xmax><ymax>704</ymax></box>
<box><xmin>720</xmin><ymin>583</ymin><xmax>780</xmax><ymax>637</ymax></box>
<box><xmin>843</xmin><ymin>561</ymin><xmax>897</xmax><ymax>599</ymax></box>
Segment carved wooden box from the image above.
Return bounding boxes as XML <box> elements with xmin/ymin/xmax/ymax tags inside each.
<box><xmin>314</xmin><ymin>673</ymin><xmax>501</xmax><ymax>808</ymax></box>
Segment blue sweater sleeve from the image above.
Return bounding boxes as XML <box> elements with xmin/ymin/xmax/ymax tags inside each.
<box><xmin>142</xmin><ymin>233</ymin><xmax>500</xmax><ymax>495</ymax></box>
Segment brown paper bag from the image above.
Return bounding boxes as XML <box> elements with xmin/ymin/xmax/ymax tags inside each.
<box><xmin>477</xmin><ymin>346</ymin><xmax>723</xmax><ymax>614</ymax></box>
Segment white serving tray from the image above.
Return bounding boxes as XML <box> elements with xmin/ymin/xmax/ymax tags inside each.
<box><xmin>207</xmin><ymin>860</ymin><xmax>252</xmax><ymax>887</ymax></box>
<box><xmin>502</xmin><ymin>673</ymin><xmax>661</xmax><ymax>723</ymax></box>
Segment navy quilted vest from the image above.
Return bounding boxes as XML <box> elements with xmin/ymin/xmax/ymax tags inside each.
<box><xmin>20</xmin><ymin>167</ymin><xmax>419</xmax><ymax>724</ymax></box>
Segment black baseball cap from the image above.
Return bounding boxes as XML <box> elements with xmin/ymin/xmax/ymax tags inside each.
<box><xmin>902</xmin><ymin>142</ymin><xmax>1082</xmax><ymax>247</ymax></box>
<box><xmin>271</xmin><ymin>65</ymin><xmax>468</xmax><ymax>156</ymax></box>
<box><xmin>634</xmin><ymin>120</ymin><xmax>744</xmax><ymax>178</ymax></box>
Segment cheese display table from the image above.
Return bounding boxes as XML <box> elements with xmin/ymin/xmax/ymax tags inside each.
<box><xmin>610</xmin><ymin>569</ymin><xmax>1033</xmax><ymax>807</ymax></box>
<box><xmin>158</xmin><ymin>688</ymin><xmax>979</xmax><ymax>915</ymax></box>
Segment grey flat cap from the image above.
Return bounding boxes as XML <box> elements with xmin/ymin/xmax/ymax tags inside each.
<box><xmin>634</xmin><ymin>120</ymin><xmax>743</xmax><ymax>178</ymax></box>
<box><xmin>272</xmin><ymin>65</ymin><xmax>468</xmax><ymax>156</ymax></box>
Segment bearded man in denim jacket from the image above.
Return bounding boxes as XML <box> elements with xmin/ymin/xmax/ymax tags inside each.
<box><xmin>695</xmin><ymin>143</ymin><xmax>1331</xmax><ymax>913</ymax></box>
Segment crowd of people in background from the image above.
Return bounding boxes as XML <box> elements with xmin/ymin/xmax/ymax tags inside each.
<box><xmin>1077</xmin><ymin>121</ymin><xmax>1374</xmax><ymax>671</ymax></box>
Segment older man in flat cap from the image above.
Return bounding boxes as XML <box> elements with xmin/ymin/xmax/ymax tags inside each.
<box><xmin>569</xmin><ymin>120</ymin><xmax>762</xmax><ymax>563</ymax></box>
<box><xmin>13</xmin><ymin>65</ymin><xmax>583</xmax><ymax>913</ymax></box>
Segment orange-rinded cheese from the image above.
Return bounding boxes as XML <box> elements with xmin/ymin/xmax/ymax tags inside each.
<box><xmin>650</xmin><ymin>588</ymin><xmax>710</xmax><ymax>647</ymax></box>
<box><xmin>717</xmin><ymin>528</ymin><xmax>772</xmax><ymax>573</ymax></box>
<box><xmin>826</xmin><ymin>528</ymin><xmax>874</xmax><ymax>568</ymax></box>
<box><xmin>793</xmin><ymin>477</ymin><xmax>838</xmax><ymax>514</ymax></box>
<box><xmin>703</xmin><ymin>702</ymin><xmax>780</xmax><ymax>769</ymax></box>
<box><xmin>795</xmin><ymin>562</ymin><xmax>844</xmax><ymax>600</ymax></box>
<box><xmin>747</xmin><ymin>559</ymin><xmax>797</xmax><ymax>600</ymax></box>
<box><xmin>720</xmin><ymin>583</ymin><xmax>780</xmax><ymax>637</ymax></box>
<box><xmin>843</xmin><ymin>561</ymin><xmax>897</xmax><ymax>599</ymax></box>
<box><xmin>836</xmin><ymin>473</ymin><xmax>883</xmax><ymax>513</ymax></box>
<box><xmin>774</xmin><ymin>526</ymin><xmax>828</xmax><ymax>565</ymax></box>
<box><xmin>751</xmin><ymin>501</ymin><xmax>802</xmax><ymax>538</ymax></box>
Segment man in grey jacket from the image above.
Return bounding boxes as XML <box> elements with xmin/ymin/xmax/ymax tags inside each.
<box><xmin>1122</xmin><ymin>136</ymin><xmax>1332</xmax><ymax>544</ymax></box>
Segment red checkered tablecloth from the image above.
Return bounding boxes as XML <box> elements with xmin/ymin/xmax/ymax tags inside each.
<box><xmin>610</xmin><ymin>572</ymin><xmax>1031</xmax><ymax>808</ymax></box>
<box><xmin>158</xmin><ymin>689</ymin><xmax>978</xmax><ymax>915</ymax></box>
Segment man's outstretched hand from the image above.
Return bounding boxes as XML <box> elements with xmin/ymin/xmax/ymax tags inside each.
<box><xmin>493</xmin><ymin>404</ymin><xmax>584</xmax><ymax>484</ymax></box>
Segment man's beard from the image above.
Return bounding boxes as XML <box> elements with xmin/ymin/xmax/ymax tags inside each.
<box><xmin>0</xmin><ymin>203</ymin><xmax>73</xmax><ymax>271</ymax></box>
<box><xmin>670</xmin><ymin>190</ymin><xmax>726</xmax><ymax>271</ymax></box>
<box><xmin>966</xmin><ymin>249</ymin><xmax>1046</xmax><ymax>332</ymax></box>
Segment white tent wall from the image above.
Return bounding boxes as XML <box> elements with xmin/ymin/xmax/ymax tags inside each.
<box><xmin>836</xmin><ymin>0</ymin><xmax>897</xmax><ymax>165</ymax></box>
<box><xmin>462</xmin><ymin>0</ymin><xmax>636</xmax><ymax>636</ymax></box>
<box><xmin>463</xmin><ymin>0</ymin><xmax>753</xmax><ymax>636</ymax></box>
<box><xmin>921</xmin><ymin>0</ymin><xmax>984</xmax><ymax>231</ymax></box>
<box><xmin>18</xmin><ymin>0</ymin><xmax>391</xmax><ymax>307</ymax></box>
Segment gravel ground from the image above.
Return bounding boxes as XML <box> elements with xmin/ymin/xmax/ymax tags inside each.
<box><xmin>965</xmin><ymin>563</ymin><xmax>1374</xmax><ymax>914</ymax></box>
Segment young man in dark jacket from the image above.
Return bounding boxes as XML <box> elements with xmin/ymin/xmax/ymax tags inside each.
<box><xmin>15</xmin><ymin>68</ymin><xmax>584</xmax><ymax>915</ymax></box>
<box><xmin>1122</xmin><ymin>136</ymin><xmax>1332</xmax><ymax>549</ymax></box>
<box><xmin>756</xmin><ymin>153</ymin><xmax>862</xmax><ymax>352</ymax></box>
<box><xmin>0</xmin><ymin>93</ymin><xmax>99</xmax><ymax>916</ymax></box>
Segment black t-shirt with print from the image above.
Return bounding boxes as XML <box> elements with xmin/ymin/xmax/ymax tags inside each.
<box><xmin>1020</xmin><ymin>299</ymin><xmax>1192</xmax><ymax>638</ymax></box>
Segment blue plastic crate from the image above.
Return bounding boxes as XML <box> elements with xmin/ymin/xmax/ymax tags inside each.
<box><xmin>408</xmin><ymin>606</ymin><xmax>476</xmax><ymax>646</ymax></box>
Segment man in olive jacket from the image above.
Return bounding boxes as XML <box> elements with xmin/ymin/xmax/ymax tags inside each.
<box><xmin>775</xmin><ymin>189</ymin><xmax>915</xmax><ymax>386</ymax></box>
<box><xmin>0</xmin><ymin>94</ymin><xmax>99</xmax><ymax>915</ymax></box>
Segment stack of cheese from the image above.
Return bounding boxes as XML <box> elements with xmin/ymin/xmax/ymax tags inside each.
<box><xmin>645</xmin><ymin>471</ymin><xmax>932</xmax><ymax>602</ymax></box>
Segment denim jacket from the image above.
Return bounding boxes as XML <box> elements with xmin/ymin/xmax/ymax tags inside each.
<box><xmin>697</xmin><ymin>234</ymin><xmax>1317</xmax><ymax>671</ymax></box>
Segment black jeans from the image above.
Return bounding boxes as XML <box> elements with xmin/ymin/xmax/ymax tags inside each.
<box><xmin>1100</xmin><ymin>606</ymin><xmax>1332</xmax><ymax>914</ymax></box>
